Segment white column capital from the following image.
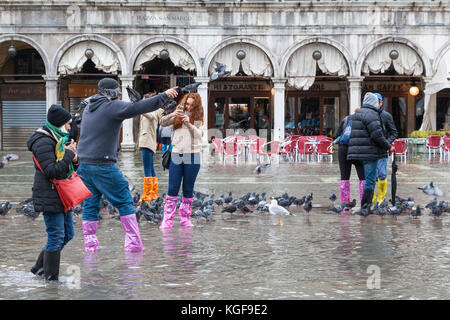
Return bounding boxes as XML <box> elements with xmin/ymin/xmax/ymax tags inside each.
<box><xmin>42</xmin><ymin>74</ymin><xmax>59</xmax><ymax>82</ymax></box>
<box><xmin>194</xmin><ymin>76</ymin><xmax>210</xmax><ymax>84</ymax></box>
<box><xmin>347</xmin><ymin>76</ymin><xmax>365</xmax><ymax>83</ymax></box>
<box><xmin>119</xmin><ymin>75</ymin><xmax>136</xmax><ymax>83</ymax></box>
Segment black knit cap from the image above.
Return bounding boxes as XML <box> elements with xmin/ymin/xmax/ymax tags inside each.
<box><xmin>98</xmin><ymin>78</ymin><xmax>120</xmax><ymax>90</ymax></box>
<box><xmin>47</xmin><ymin>104</ymin><xmax>72</xmax><ymax>127</ymax></box>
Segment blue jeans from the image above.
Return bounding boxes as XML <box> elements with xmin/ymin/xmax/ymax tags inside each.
<box><xmin>362</xmin><ymin>160</ymin><xmax>379</xmax><ymax>191</ymax></box>
<box><xmin>77</xmin><ymin>163</ymin><xmax>135</xmax><ymax>221</ymax></box>
<box><xmin>141</xmin><ymin>148</ymin><xmax>156</xmax><ymax>177</ymax></box>
<box><xmin>376</xmin><ymin>157</ymin><xmax>388</xmax><ymax>180</ymax></box>
<box><xmin>168</xmin><ymin>153</ymin><xmax>201</xmax><ymax>198</ymax></box>
<box><xmin>43</xmin><ymin>212</ymin><xmax>74</xmax><ymax>251</ymax></box>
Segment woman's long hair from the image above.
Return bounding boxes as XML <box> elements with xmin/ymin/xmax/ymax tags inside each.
<box><xmin>173</xmin><ymin>93</ymin><xmax>204</xmax><ymax>130</ymax></box>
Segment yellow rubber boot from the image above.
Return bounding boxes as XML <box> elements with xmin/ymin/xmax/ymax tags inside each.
<box><xmin>149</xmin><ymin>177</ymin><xmax>159</xmax><ymax>201</ymax></box>
<box><xmin>372</xmin><ymin>184</ymin><xmax>377</xmax><ymax>204</ymax></box>
<box><xmin>377</xmin><ymin>178</ymin><xmax>388</xmax><ymax>204</ymax></box>
<box><xmin>140</xmin><ymin>177</ymin><xmax>153</xmax><ymax>204</ymax></box>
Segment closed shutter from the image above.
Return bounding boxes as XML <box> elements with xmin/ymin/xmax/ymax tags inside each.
<box><xmin>2</xmin><ymin>100</ymin><xmax>47</xmax><ymax>149</ymax></box>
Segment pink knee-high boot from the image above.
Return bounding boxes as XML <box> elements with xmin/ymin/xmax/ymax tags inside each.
<box><xmin>359</xmin><ymin>180</ymin><xmax>365</xmax><ymax>203</ymax></box>
<box><xmin>339</xmin><ymin>180</ymin><xmax>351</xmax><ymax>214</ymax></box>
<box><xmin>179</xmin><ymin>197</ymin><xmax>194</xmax><ymax>227</ymax></box>
<box><xmin>82</xmin><ymin>220</ymin><xmax>99</xmax><ymax>252</ymax></box>
<box><xmin>120</xmin><ymin>214</ymin><xmax>144</xmax><ymax>252</ymax></box>
<box><xmin>160</xmin><ymin>195</ymin><xmax>179</xmax><ymax>230</ymax></box>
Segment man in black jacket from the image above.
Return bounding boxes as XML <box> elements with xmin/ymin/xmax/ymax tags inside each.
<box><xmin>347</xmin><ymin>92</ymin><xmax>395</xmax><ymax>213</ymax></box>
<box><xmin>372</xmin><ymin>93</ymin><xmax>398</xmax><ymax>204</ymax></box>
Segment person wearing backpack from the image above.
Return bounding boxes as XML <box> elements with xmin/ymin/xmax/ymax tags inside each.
<box><xmin>347</xmin><ymin>92</ymin><xmax>396</xmax><ymax>215</ymax></box>
<box><xmin>334</xmin><ymin>107</ymin><xmax>365</xmax><ymax>213</ymax></box>
<box><xmin>371</xmin><ymin>93</ymin><xmax>398</xmax><ymax>205</ymax></box>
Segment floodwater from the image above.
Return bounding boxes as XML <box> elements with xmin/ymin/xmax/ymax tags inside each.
<box><xmin>0</xmin><ymin>150</ymin><xmax>449</xmax><ymax>300</ymax></box>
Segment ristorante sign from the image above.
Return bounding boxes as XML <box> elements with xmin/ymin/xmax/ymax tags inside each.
<box><xmin>210</xmin><ymin>81</ymin><xmax>272</xmax><ymax>91</ymax></box>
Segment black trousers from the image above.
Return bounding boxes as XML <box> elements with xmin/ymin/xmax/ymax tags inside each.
<box><xmin>338</xmin><ymin>145</ymin><xmax>365</xmax><ymax>181</ymax></box>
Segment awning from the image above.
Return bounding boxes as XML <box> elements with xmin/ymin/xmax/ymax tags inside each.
<box><xmin>134</xmin><ymin>42</ymin><xmax>196</xmax><ymax>72</ymax></box>
<box><xmin>209</xmin><ymin>43</ymin><xmax>273</xmax><ymax>77</ymax></box>
<box><xmin>58</xmin><ymin>41</ymin><xmax>120</xmax><ymax>74</ymax></box>
<box><xmin>420</xmin><ymin>52</ymin><xmax>450</xmax><ymax>131</ymax></box>
<box><xmin>362</xmin><ymin>42</ymin><xmax>423</xmax><ymax>76</ymax></box>
<box><xmin>286</xmin><ymin>43</ymin><xmax>349</xmax><ymax>90</ymax></box>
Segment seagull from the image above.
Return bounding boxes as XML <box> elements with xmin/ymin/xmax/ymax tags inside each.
<box><xmin>269</xmin><ymin>199</ymin><xmax>290</xmax><ymax>226</ymax></box>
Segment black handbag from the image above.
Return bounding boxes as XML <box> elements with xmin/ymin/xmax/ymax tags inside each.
<box><xmin>162</xmin><ymin>149</ymin><xmax>171</xmax><ymax>171</ymax></box>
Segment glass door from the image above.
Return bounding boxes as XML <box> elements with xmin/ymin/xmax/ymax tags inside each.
<box><xmin>391</xmin><ymin>97</ymin><xmax>407</xmax><ymax>138</ymax></box>
<box><xmin>228</xmin><ymin>97</ymin><xmax>251</xmax><ymax>132</ymax></box>
<box><xmin>298</xmin><ymin>97</ymin><xmax>320</xmax><ymax>136</ymax></box>
<box><xmin>321</xmin><ymin>97</ymin><xmax>340</xmax><ymax>137</ymax></box>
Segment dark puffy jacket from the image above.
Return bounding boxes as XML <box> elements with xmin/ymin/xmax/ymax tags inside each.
<box><xmin>347</xmin><ymin>103</ymin><xmax>391</xmax><ymax>162</ymax></box>
<box><xmin>27</xmin><ymin>126</ymin><xmax>75</xmax><ymax>213</ymax></box>
<box><xmin>380</xmin><ymin>109</ymin><xmax>398</xmax><ymax>145</ymax></box>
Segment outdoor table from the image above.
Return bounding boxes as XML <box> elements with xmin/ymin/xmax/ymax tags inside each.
<box><xmin>237</xmin><ymin>139</ymin><xmax>257</xmax><ymax>161</ymax></box>
<box><xmin>304</xmin><ymin>140</ymin><xmax>320</xmax><ymax>160</ymax></box>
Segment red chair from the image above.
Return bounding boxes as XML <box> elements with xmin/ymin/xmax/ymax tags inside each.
<box><xmin>426</xmin><ymin>135</ymin><xmax>442</xmax><ymax>159</ymax></box>
<box><xmin>223</xmin><ymin>140</ymin><xmax>243</xmax><ymax>164</ymax></box>
<box><xmin>441</xmin><ymin>136</ymin><xmax>450</xmax><ymax>161</ymax></box>
<box><xmin>249</xmin><ymin>137</ymin><xmax>266</xmax><ymax>162</ymax></box>
<box><xmin>391</xmin><ymin>139</ymin><xmax>408</xmax><ymax>162</ymax></box>
<box><xmin>316</xmin><ymin>138</ymin><xmax>334</xmax><ymax>162</ymax></box>
<box><xmin>279</xmin><ymin>138</ymin><xmax>297</xmax><ymax>162</ymax></box>
<box><xmin>211</xmin><ymin>138</ymin><xmax>224</xmax><ymax>161</ymax></box>
<box><xmin>259</xmin><ymin>140</ymin><xmax>281</xmax><ymax>163</ymax></box>
<box><xmin>296</xmin><ymin>137</ymin><xmax>314</xmax><ymax>162</ymax></box>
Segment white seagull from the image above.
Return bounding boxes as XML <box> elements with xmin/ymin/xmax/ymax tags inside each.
<box><xmin>269</xmin><ymin>199</ymin><xmax>290</xmax><ymax>226</ymax></box>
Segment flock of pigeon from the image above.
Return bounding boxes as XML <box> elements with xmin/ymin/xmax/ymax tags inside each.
<box><xmin>3</xmin><ymin>180</ymin><xmax>448</xmax><ymax>225</ymax></box>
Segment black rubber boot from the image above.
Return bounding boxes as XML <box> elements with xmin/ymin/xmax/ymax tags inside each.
<box><xmin>30</xmin><ymin>249</ymin><xmax>45</xmax><ymax>276</ymax></box>
<box><xmin>43</xmin><ymin>250</ymin><xmax>61</xmax><ymax>282</ymax></box>
<box><xmin>360</xmin><ymin>189</ymin><xmax>375</xmax><ymax>216</ymax></box>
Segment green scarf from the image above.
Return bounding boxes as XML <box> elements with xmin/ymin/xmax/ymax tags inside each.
<box><xmin>46</xmin><ymin>121</ymin><xmax>74</xmax><ymax>179</ymax></box>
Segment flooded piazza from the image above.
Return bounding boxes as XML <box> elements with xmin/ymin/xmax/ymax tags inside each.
<box><xmin>0</xmin><ymin>150</ymin><xmax>449</xmax><ymax>300</ymax></box>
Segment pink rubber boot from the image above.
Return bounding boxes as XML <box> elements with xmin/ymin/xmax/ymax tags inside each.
<box><xmin>359</xmin><ymin>180</ymin><xmax>365</xmax><ymax>203</ymax></box>
<box><xmin>82</xmin><ymin>220</ymin><xmax>99</xmax><ymax>252</ymax></box>
<box><xmin>179</xmin><ymin>197</ymin><xmax>194</xmax><ymax>227</ymax></box>
<box><xmin>160</xmin><ymin>195</ymin><xmax>179</xmax><ymax>230</ymax></box>
<box><xmin>339</xmin><ymin>180</ymin><xmax>351</xmax><ymax>214</ymax></box>
<box><xmin>120</xmin><ymin>214</ymin><xmax>145</xmax><ymax>252</ymax></box>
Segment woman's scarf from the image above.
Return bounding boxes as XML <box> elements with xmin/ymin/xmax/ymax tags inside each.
<box><xmin>45</xmin><ymin>121</ymin><xmax>74</xmax><ymax>179</ymax></box>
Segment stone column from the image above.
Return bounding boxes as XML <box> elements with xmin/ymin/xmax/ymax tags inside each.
<box><xmin>419</xmin><ymin>77</ymin><xmax>435</xmax><ymax>131</ymax></box>
<box><xmin>194</xmin><ymin>77</ymin><xmax>209</xmax><ymax>145</ymax></box>
<box><xmin>348</xmin><ymin>76</ymin><xmax>364</xmax><ymax>114</ymax></box>
<box><xmin>119</xmin><ymin>75</ymin><xmax>136</xmax><ymax>152</ymax></box>
<box><xmin>43</xmin><ymin>75</ymin><xmax>59</xmax><ymax>112</ymax></box>
<box><xmin>273</xmin><ymin>79</ymin><xmax>287</xmax><ymax>141</ymax></box>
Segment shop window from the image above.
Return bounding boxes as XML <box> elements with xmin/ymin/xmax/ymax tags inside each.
<box><xmin>214</xmin><ymin>97</ymin><xmax>226</xmax><ymax>131</ymax></box>
<box><xmin>285</xmin><ymin>97</ymin><xmax>296</xmax><ymax>134</ymax></box>
<box><xmin>13</xmin><ymin>48</ymin><xmax>45</xmax><ymax>77</ymax></box>
<box><xmin>322</xmin><ymin>97</ymin><xmax>339</xmax><ymax>137</ymax></box>
<box><xmin>298</xmin><ymin>98</ymin><xmax>320</xmax><ymax>136</ymax></box>
<box><xmin>254</xmin><ymin>97</ymin><xmax>270</xmax><ymax>133</ymax></box>
<box><xmin>391</xmin><ymin>97</ymin><xmax>407</xmax><ymax>138</ymax></box>
<box><xmin>415</xmin><ymin>96</ymin><xmax>424</xmax><ymax>130</ymax></box>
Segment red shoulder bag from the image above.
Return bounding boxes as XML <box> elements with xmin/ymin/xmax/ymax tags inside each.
<box><xmin>32</xmin><ymin>155</ymin><xmax>92</xmax><ymax>213</ymax></box>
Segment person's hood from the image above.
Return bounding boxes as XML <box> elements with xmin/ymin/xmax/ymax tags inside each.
<box><xmin>362</xmin><ymin>92</ymin><xmax>380</xmax><ymax>111</ymax></box>
<box><xmin>86</xmin><ymin>94</ymin><xmax>110</xmax><ymax>112</ymax></box>
<box><xmin>27</xmin><ymin>126</ymin><xmax>52</xmax><ymax>151</ymax></box>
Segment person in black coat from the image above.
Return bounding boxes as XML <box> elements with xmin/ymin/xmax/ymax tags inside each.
<box><xmin>347</xmin><ymin>92</ymin><xmax>395</xmax><ymax>213</ymax></box>
<box><xmin>371</xmin><ymin>93</ymin><xmax>398</xmax><ymax>204</ymax></box>
<box><xmin>27</xmin><ymin>104</ymin><xmax>78</xmax><ymax>281</ymax></box>
<box><xmin>334</xmin><ymin>108</ymin><xmax>366</xmax><ymax>213</ymax></box>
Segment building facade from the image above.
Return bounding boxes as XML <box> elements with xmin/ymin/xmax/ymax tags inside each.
<box><xmin>0</xmin><ymin>0</ymin><xmax>449</xmax><ymax>150</ymax></box>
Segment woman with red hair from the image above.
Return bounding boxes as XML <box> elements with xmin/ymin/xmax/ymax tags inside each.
<box><xmin>159</xmin><ymin>93</ymin><xmax>204</xmax><ymax>229</ymax></box>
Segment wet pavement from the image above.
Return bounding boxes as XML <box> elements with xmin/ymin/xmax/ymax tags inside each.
<box><xmin>0</xmin><ymin>149</ymin><xmax>449</xmax><ymax>299</ymax></box>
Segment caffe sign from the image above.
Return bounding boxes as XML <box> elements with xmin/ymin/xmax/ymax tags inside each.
<box><xmin>0</xmin><ymin>84</ymin><xmax>45</xmax><ymax>100</ymax></box>
<box><xmin>210</xmin><ymin>81</ymin><xmax>271</xmax><ymax>91</ymax></box>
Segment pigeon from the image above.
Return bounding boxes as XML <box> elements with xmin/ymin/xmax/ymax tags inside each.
<box><xmin>222</xmin><ymin>204</ymin><xmax>237</xmax><ymax>215</ymax></box>
<box><xmin>329</xmin><ymin>193</ymin><xmax>337</xmax><ymax>203</ymax></box>
<box><xmin>430</xmin><ymin>206</ymin><xmax>444</xmax><ymax>218</ymax></box>
<box><xmin>303</xmin><ymin>200</ymin><xmax>312</xmax><ymax>216</ymax></box>
<box><xmin>0</xmin><ymin>202</ymin><xmax>12</xmax><ymax>216</ymax></box>
<box><xmin>162</xmin><ymin>100</ymin><xmax>178</xmax><ymax>115</ymax></box>
<box><xmin>247</xmin><ymin>193</ymin><xmax>259</xmax><ymax>206</ymax></box>
<box><xmin>410</xmin><ymin>205</ymin><xmax>421</xmax><ymax>219</ymax></box>
<box><xmin>224</xmin><ymin>192</ymin><xmax>233</xmax><ymax>204</ymax></box>
<box><xmin>181</xmin><ymin>82</ymin><xmax>201</xmax><ymax>93</ymax></box>
<box><xmin>253</xmin><ymin>164</ymin><xmax>271</xmax><ymax>174</ymax></box>
<box><xmin>210</xmin><ymin>62</ymin><xmax>231</xmax><ymax>81</ymax></box>
<box><xmin>237</xmin><ymin>201</ymin><xmax>252</xmax><ymax>214</ymax></box>
<box><xmin>345</xmin><ymin>199</ymin><xmax>357</xmax><ymax>209</ymax></box>
<box><xmin>214</xmin><ymin>195</ymin><xmax>225</xmax><ymax>206</ymax></box>
<box><xmin>268</xmin><ymin>199</ymin><xmax>290</xmax><ymax>226</ymax></box>
<box><xmin>418</xmin><ymin>181</ymin><xmax>444</xmax><ymax>197</ymax></box>
<box><xmin>305</xmin><ymin>193</ymin><xmax>313</xmax><ymax>202</ymax></box>
<box><xmin>294</xmin><ymin>196</ymin><xmax>306</xmax><ymax>207</ymax></box>
<box><xmin>0</xmin><ymin>154</ymin><xmax>19</xmax><ymax>169</ymax></box>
